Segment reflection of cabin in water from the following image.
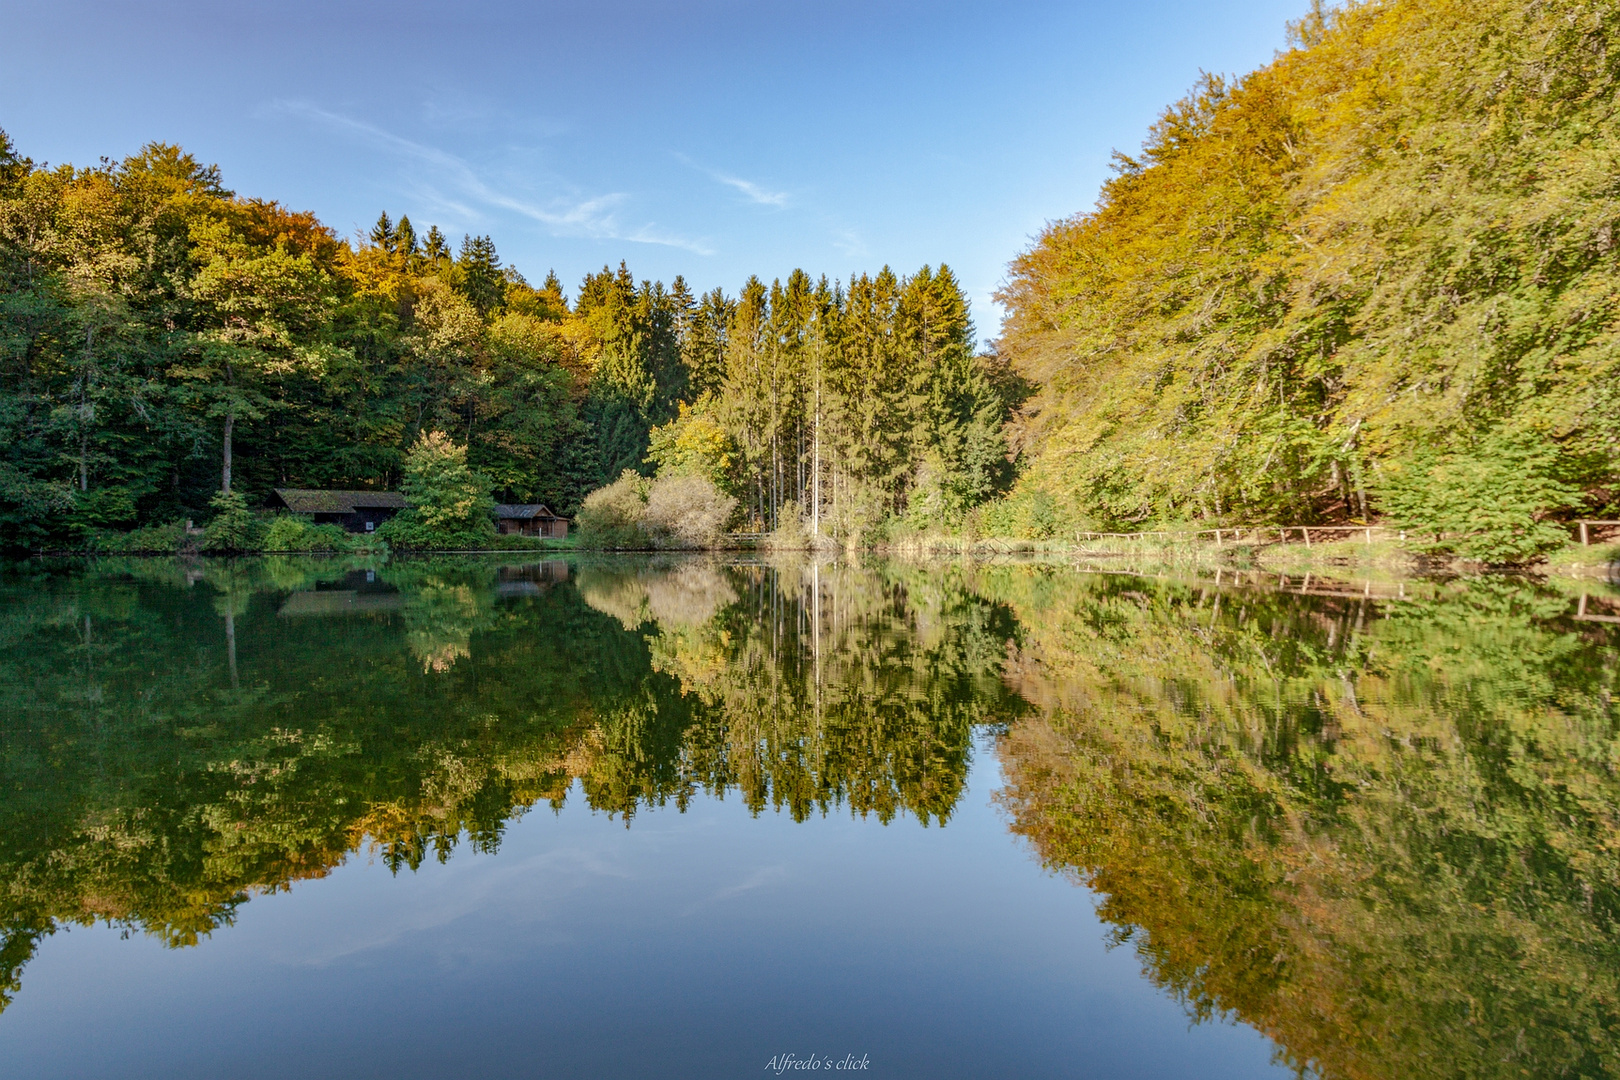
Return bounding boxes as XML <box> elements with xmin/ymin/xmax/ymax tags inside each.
<box><xmin>495</xmin><ymin>561</ymin><xmax>570</xmax><ymax>597</ymax></box>
<box><xmin>493</xmin><ymin>504</ymin><xmax>569</xmax><ymax>538</ymax></box>
<box><xmin>278</xmin><ymin>569</ymin><xmax>404</xmax><ymax>617</ymax></box>
<box><xmin>273</xmin><ymin>489</ymin><xmax>407</xmax><ymax>533</ymax></box>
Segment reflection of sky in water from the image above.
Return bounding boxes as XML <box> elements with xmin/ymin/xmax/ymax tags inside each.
<box><xmin>0</xmin><ymin>743</ymin><xmax>1284</xmax><ymax>1079</ymax></box>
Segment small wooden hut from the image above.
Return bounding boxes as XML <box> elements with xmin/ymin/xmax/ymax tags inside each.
<box><xmin>272</xmin><ymin>489</ymin><xmax>407</xmax><ymax>533</ymax></box>
<box><xmin>492</xmin><ymin>504</ymin><xmax>569</xmax><ymax>538</ymax></box>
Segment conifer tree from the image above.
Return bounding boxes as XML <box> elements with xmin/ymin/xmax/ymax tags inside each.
<box><xmin>369</xmin><ymin>211</ymin><xmax>395</xmax><ymax>253</ymax></box>
<box><xmin>456</xmin><ymin>234</ymin><xmax>505</xmax><ymax>315</ymax></box>
<box><xmin>422</xmin><ymin>225</ymin><xmax>450</xmax><ymax>263</ymax></box>
<box><xmin>394</xmin><ymin>215</ymin><xmax>417</xmax><ymax>258</ymax></box>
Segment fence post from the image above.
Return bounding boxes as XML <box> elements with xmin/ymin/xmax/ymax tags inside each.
<box><xmin>1581</xmin><ymin>521</ymin><xmax>1590</xmax><ymax>546</ymax></box>
<box><xmin>1303</xmin><ymin>527</ymin><xmax>1311</xmax><ymax>549</ymax></box>
<box><xmin>1364</xmin><ymin>527</ymin><xmax>1372</xmax><ymax>546</ymax></box>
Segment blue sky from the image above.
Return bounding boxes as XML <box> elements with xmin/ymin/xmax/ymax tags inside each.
<box><xmin>5</xmin><ymin>0</ymin><xmax>1305</xmax><ymax>339</ymax></box>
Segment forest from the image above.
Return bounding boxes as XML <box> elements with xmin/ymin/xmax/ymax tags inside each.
<box><xmin>0</xmin><ymin>130</ymin><xmax>1019</xmax><ymax>551</ymax></box>
<box><xmin>5</xmin><ymin>0</ymin><xmax>1620</xmax><ymax>557</ymax></box>
<box><xmin>995</xmin><ymin>0</ymin><xmax>1620</xmax><ymax>552</ymax></box>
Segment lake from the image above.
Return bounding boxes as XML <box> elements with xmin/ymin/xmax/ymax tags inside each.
<box><xmin>1</xmin><ymin>555</ymin><xmax>1616</xmax><ymax>1079</ymax></box>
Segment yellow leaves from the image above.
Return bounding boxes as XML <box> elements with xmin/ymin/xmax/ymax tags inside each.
<box><xmin>647</xmin><ymin>400</ymin><xmax>737</xmax><ymax>485</ymax></box>
<box><xmin>487</xmin><ymin>310</ymin><xmax>566</xmax><ymax>372</ymax></box>
<box><xmin>408</xmin><ymin>278</ymin><xmax>482</xmax><ymax>362</ymax></box>
<box><xmin>999</xmin><ymin>0</ymin><xmax>1620</xmax><ymax>527</ymax></box>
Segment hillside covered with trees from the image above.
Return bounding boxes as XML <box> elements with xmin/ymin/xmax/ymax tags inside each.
<box><xmin>0</xmin><ymin>131</ymin><xmax>1019</xmax><ymax>551</ymax></box>
<box><xmin>996</xmin><ymin>0</ymin><xmax>1620</xmax><ymax>555</ymax></box>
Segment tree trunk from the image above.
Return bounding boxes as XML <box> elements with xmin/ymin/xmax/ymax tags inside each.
<box><xmin>79</xmin><ymin>325</ymin><xmax>94</xmax><ymax>492</ymax></box>
<box><xmin>222</xmin><ymin>359</ymin><xmax>236</xmax><ymax>495</ymax></box>
<box><xmin>222</xmin><ymin>409</ymin><xmax>234</xmax><ymax>495</ymax></box>
<box><xmin>812</xmin><ymin>389</ymin><xmax>821</xmax><ymax>539</ymax></box>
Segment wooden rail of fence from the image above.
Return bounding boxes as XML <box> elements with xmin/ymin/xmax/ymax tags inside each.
<box><xmin>1076</xmin><ymin>521</ymin><xmax>1620</xmax><ymax>547</ymax></box>
<box><xmin>1074</xmin><ymin>525</ymin><xmax>1397</xmax><ymax>546</ymax></box>
<box><xmin>1577</xmin><ymin>521</ymin><xmax>1620</xmax><ymax>546</ymax></box>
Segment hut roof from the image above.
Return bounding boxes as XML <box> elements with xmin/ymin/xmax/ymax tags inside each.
<box><xmin>492</xmin><ymin>503</ymin><xmax>562</xmax><ymax>520</ymax></box>
<box><xmin>275</xmin><ymin>489</ymin><xmax>407</xmax><ymax>514</ymax></box>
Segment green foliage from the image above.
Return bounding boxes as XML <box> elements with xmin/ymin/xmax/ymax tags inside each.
<box><xmin>90</xmin><ymin>520</ymin><xmax>188</xmax><ymax>553</ymax></box>
<box><xmin>378</xmin><ymin>431</ymin><xmax>495</xmax><ymax>549</ymax></box>
<box><xmin>455</xmin><ymin>233</ymin><xmax>506</xmax><ymax>316</ymax></box>
<box><xmin>997</xmin><ymin>0</ymin><xmax>1620</xmax><ymax>549</ymax></box>
<box><xmin>1375</xmin><ymin>430</ymin><xmax>1580</xmax><ymax>562</ymax></box>
<box><xmin>0</xmin><ymin>130</ymin><xmax>1013</xmax><ymax>551</ymax></box>
<box><xmin>199</xmin><ymin>490</ymin><xmax>258</xmax><ymax>552</ymax></box>
<box><xmin>261</xmin><ymin>514</ymin><xmax>372</xmax><ymax>553</ymax></box>
<box><xmin>646</xmin><ymin>401</ymin><xmax>738</xmax><ymax>492</ymax></box>
<box><xmin>577</xmin><ymin>263</ymin><xmax>1017</xmax><ymax>540</ymax></box>
<box><xmin>66</xmin><ymin>488</ymin><xmax>135</xmax><ymax>538</ymax></box>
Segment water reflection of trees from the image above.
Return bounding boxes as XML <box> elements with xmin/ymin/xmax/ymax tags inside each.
<box><xmin>984</xmin><ymin>569</ymin><xmax>1620</xmax><ymax>1080</ymax></box>
<box><xmin>576</xmin><ymin>558</ymin><xmax>1023</xmax><ymax>823</ymax></box>
<box><xmin>0</xmin><ymin>555</ymin><xmax>1017</xmax><ymax>1012</ymax></box>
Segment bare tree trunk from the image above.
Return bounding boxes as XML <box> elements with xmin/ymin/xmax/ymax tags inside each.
<box><xmin>222</xmin><ymin>359</ymin><xmax>236</xmax><ymax>495</ymax></box>
<box><xmin>812</xmin><ymin>383</ymin><xmax>821</xmax><ymax>539</ymax></box>
<box><xmin>222</xmin><ymin>409</ymin><xmax>234</xmax><ymax>495</ymax></box>
<box><xmin>79</xmin><ymin>325</ymin><xmax>94</xmax><ymax>492</ymax></box>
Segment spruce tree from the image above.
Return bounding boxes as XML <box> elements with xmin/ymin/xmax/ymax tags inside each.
<box><xmin>394</xmin><ymin>214</ymin><xmax>417</xmax><ymax>258</ymax></box>
<box><xmin>369</xmin><ymin>211</ymin><xmax>395</xmax><ymax>253</ymax></box>
<box><xmin>422</xmin><ymin>225</ymin><xmax>450</xmax><ymax>263</ymax></box>
<box><xmin>456</xmin><ymin>234</ymin><xmax>505</xmax><ymax>316</ymax></box>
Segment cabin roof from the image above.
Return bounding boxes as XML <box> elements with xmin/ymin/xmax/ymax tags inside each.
<box><xmin>275</xmin><ymin>488</ymin><xmax>408</xmax><ymax>514</ymax></box>
<box><xmin>492</xmin><ymin>503</ymin><xmax>562</xmax><ymax>520</ymax></box>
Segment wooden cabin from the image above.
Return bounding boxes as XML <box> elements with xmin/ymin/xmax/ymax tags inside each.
<box><xmin>272</xmin><ymin>489</ymin><xmax>407</xmax><ymax>533</ymax></box>
<box><xmin>493</xmin><ymin>503</ymin><xmax>569</xmax><ymax>538</ymax></box>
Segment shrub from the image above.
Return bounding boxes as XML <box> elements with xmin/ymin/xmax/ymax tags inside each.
<box><xmin>577</xmin><ymin>471</ymin><xmax>738</xmax><ymax>549</ymax></box>
<box><xmin>1376</xmin><ymin>431</ymin><xmax>1579</xmax><ymax>564</ymax></box>
<box><xmin>201</xmin><ymin>491</ymin><xmax>261</xmax><ymax>552</ymax></box>
<box><xmin>263</xmin><ymin>515</ymin><xmax>365</xmax><ymax>553</ymax></box>
<box><xmin>94</xmin><ymin>521</ymin><xmax>186</xmax><ymax>553</ymax></box>
<box><xmin>67</xmin><ymin>488</ymin><xmax>136</xmax><ymax>539</ymax></box>
<box><xmin>764</xmin><ymin>500</ymin><xmax>809</xmax><ymax>550</ymax></box>
<box><xmin>378</xmin><ymin>431</ymin><xmax>496</xmax><ymax>549</ymax></box>
<box><xmin>576</xmin><ymin>470</ymin><xmax>651</xmax><ymax>548</ymax></box>
<box><xmin>644</xmin><ymin>474</ymin><xmax>737</xmax><ymax>549</ymax></box>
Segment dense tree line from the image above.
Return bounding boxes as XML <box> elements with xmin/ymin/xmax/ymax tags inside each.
<box><xmin>0</xmin><ymin>131</ymin><xmax>1019</xmax><ymax>550</ymax></box>
<box><xmin>995</xmin><ymin>0</ymin><xmax>1620</xmax><ymax>557</ymax></box>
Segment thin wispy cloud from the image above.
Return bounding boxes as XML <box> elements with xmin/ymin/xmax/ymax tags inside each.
<box><xmin>271</xmin><ymin>101</ymin><xmax>711</xmax><ymax>254</ymax></box>
<box><xmin>681</xmin><ymin>864</ymin><xmax>788</xmax><ymax>916</ymax></box>
<box><xmin>830</xmin><ymin>227</ymin><xmax>869</xmax><ymax>259</ymax></box>
<box><xmin>676</xmin><ymin>153</ymin><xmax>790</xmax><ymax>207</ymax></box>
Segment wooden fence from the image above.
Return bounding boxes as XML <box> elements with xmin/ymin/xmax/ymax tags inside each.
<box><xmin>1073</xmin><ymin>525</ymin><xmax>1397</xmax><ymax>546</ymax></box>
<box><xmin>1075</xmin><ymin>520</ymin><xmax>1620</xmax><ymax>547</ymax></box>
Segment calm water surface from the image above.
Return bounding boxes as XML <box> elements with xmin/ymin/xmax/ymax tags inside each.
<box><xmin>1</xmin><ymin>555</ymin><xmax>1616</xmax><ymax>1079</ymax></box>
